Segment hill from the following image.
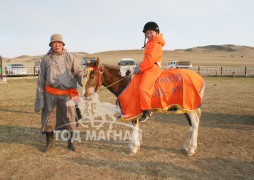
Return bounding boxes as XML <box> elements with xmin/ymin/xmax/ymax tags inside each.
<box><xmin>1</xmin><ymin>45</ymin><xmax>254</xmax><ymax>66</ymax></box>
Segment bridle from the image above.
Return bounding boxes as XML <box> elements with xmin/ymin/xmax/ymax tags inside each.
<box><xmin>83</xmin><ymin>66</ymin><xmax>102</xmax><ymax>91</ymax></box>
<box><xmin>84</xmin><ymin>65</ymin><xmax>132</xmax><ymax>92</ymax></box>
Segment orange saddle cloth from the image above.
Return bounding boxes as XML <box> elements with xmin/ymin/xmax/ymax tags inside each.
<box><xmin>118</xmin><ymin>68</ymin><xmax>205</xmax><ymax>121</ymax></box>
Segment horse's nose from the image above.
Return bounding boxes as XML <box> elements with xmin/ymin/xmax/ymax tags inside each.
<box><xmin>84</xmin><ymin>87</ymin><xmax>95</xmax><ymax>98</ymax></box>
<box><xmin>84</xmin><ymin>91</ymin><xmax>91</xmax><ymax>97</ymax></box>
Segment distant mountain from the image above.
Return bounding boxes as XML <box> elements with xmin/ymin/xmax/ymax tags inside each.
<box><xmin>181</xmin><ymin>44</ymin><xmax>254</xmax><ymax>53</ymax></box>
<box><xmin>1</xmin><ymin>45</ymin><xmax>254</xmax><ymax>66</ymax></box>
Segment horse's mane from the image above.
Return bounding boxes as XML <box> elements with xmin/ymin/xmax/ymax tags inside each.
<box><xmin>100</xmin><ymin>63</ymin><xmax>131</xmax><ymax>92</ymax></box>
<box><xmin>101</xmin><ymin>64</ymin><xmax>119</xmax><ymax>70</ymax></box>
<box><xmin>101</xmin><ymin>64</ymin><xmax>120</xmax><ymax>74</ymax></box>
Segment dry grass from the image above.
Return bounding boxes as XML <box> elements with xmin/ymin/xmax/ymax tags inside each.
<box><xmin>0</xmin><ymin>77</ymin><xmax>254</xmax><ymax>179</ymax></box>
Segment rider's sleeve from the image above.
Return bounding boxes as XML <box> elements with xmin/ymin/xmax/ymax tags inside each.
<box><xmin>139</xmin><ymin>42</ymin><xmax>162</xmax><ymax>72</ymax></box>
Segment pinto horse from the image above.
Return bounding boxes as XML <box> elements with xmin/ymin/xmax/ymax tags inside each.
<box><xmin>84</xmin><ymin>58</ymin><xmax>205</xmax><ymax>156</ymax></box>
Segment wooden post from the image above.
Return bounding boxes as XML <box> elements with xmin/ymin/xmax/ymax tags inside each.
<box><xmin>0</xmin><ymin>56</ymin><xmax>2</xmax><ymax>79</ymax></box>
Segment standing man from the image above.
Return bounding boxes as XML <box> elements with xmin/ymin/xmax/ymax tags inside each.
<box><xmin>35</xmin><ymin>34</ymin><xmax>83</xmax><ymax>152</ymax></box>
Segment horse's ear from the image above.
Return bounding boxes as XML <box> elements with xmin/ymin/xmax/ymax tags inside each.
<box><xmin>95</xmin><ymin>57</ymin><xmax>100</xmax><ymax>67</ymax></box>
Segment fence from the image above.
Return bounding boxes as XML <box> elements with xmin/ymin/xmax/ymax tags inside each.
<box><xmin>191</xmin><ymin>66</ymin><xmax>254</xmax><ymax>77</ymax></box>
<box><xmin>3</xmin><ymin>66</ymin><xmax>39</xmax><ymax>76</ymax></box>
<box><xmin>2</xmin><ymin>65</ymin><xmax>254</xmax><ymax>77</ymax></box>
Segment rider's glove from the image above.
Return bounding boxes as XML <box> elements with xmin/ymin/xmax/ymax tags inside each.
<box><xmin>134</xmin><ymin>65</ymin><xmax>141</xmax><ymax>74</ymax></box>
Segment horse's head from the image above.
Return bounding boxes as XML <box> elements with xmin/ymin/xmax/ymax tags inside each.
<box><xmin>84</xmin><ymin>57</ymin><xmax>101</xmax><ymax>97</ymax></box>
<box><xmin>84</xmin><ymin>59</ymin><xmax>133</xmax><ymax>97</ymax></box>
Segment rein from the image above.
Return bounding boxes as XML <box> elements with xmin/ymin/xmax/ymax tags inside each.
<box><xmin>84</xmin><ymin>66</ymin><xmax>132</xmax><ymax>92</ymax></box>
<box><xmin>99</xmin><ymin>73</ymin><xmax>132</xmax><ymax>92</ymax></box>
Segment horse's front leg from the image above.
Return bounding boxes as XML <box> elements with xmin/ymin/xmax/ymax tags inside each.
<box><xmin>81</xmin><ymin>86</ymin><xmax>85</xmax><ymax>98</ymax></box>
<box><xmin>129</xmin><ymin>119</ymin><xmax>140</xmax><ymax>155</ymax></box>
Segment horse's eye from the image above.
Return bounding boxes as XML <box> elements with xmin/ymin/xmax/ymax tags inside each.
<box><xmin>90</xmin><ymin>75</ymin><xmax>95</xmax><ymax>79</ymax></box>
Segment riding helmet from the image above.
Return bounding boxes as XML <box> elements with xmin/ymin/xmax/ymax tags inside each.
<box><xmin>142</xmin><ymin>22</ymin><xmax>160</xmax><ymax>33</ymax></box>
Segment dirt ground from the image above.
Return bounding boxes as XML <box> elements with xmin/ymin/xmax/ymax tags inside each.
<box><xmin>0</xmin><ymin>77</ymin><xmax>253</xmax><ymax>179</ymax></box>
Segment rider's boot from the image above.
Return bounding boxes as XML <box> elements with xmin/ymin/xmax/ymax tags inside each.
<box><xmin>139</xmin><ymin>110</ymin><xmax>153</xmax><ymax>122</ymax></box>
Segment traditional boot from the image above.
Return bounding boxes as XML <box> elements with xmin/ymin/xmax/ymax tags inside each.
<box><xmin>75</xmin><ymin>105</ymin><xmax>83</xmax><ymax>120</ymax></box>
<box><xmin>43</xmin><ymin>131</ymin><xmax>55</xmax><ymax>153</ymax></box>
<box><xmin>67</xmin><ymin>132</ymin><xmax>77</xmax><ymax>152</ymax></box>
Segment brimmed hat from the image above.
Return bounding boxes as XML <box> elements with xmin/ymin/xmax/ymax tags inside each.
<box><xmin>49</xmin><ymin>34</ymin><xmax>65</xmax><ymax>46</ymax></box>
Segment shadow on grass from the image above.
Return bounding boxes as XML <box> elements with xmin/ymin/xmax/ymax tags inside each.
<box><xmin>0</xmin><ymin>125</ymin><xmax>43</xmax><ymax>151</ymax></box>
<box><xmin>1</xmin><ymin>110</ymin><xmax>253</xmax><ymax>155</ymax></box>
<box><xmin>76</xmin><ymin>134</ymin><xmax>180</xmax><ymax>155</ymax></box>
<box><xmin>69</xmin><ymin>156</ymin><xmax>253</xmax><ymax>179</ymax></box>
<box><xmin>69</xmin><ymin>157</ymin><xmax>196</xmax><ymax>179</ymax></box>
<box><xmin>0</xmin><ymin>108</ymin><xmax>34</xmax><ymax>114</ymax></box>
<box><xmin>0</xmin><ymin>124</ymin><xmax>182</xmax><ymax>156</ymax></box>
<box><xmin>154</xmin><ymin>112</ymin><xmax>254</xmax><ymax>130</ymax></box>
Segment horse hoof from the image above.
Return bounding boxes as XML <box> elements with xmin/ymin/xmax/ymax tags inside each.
<box><xmin>129</xmin><ymin>146</ymin><xmax>139</xmax><ymax>155</ymax></box>
<box><xmin>181</xmin><ymin>149</ymin><xmax>188</xmax><ymax>155</ymax></box>
<box><xmin>187</xmin><ymin>152</ymin><xmax>195</xmax><ymax>157</ymax></box>
<box><xmin>129</xmin><ymin>149</ymin><xmax>138</xmax><ymax>155</ymax></box>
<box><xmin>129</xmin><ymin>151</ymin><xmax>136</xmax><ymax>156</ymax></box>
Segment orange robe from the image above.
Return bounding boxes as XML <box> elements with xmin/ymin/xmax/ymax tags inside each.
<box><xmin>139</xmin><ymin>33</ymin><xmax>165</xmax><ymax>110</ymax></box>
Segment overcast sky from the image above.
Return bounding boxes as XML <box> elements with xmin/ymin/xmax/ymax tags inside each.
<box><xmin>0</xmin><ymin>0</ymin><xmax>253</xmax><ymax>57</ymax></box>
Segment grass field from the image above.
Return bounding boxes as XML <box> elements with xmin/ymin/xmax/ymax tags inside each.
<box><xmin>0</xmin><ymin>77</ymin><xmax>254</xmax><ymax>179</ymax></box>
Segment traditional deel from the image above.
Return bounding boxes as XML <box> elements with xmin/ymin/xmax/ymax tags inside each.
<box><xmin>118</xmin><ymin>68</ymin><xmax>205</xmax><ymax>121</ymax></box>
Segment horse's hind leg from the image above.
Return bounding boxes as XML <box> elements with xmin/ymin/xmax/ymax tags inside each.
<box><xmin>182</xmin><ymin>86</ymin><xmax>203</xmax><ymax>156</ymax></box>
<box><xmin>129</xmin><ymin>120</ymin><xmax>141</xmax><ymax>155</ymax></box>
<box><xmin>187</xmin><ymin>110</ymin><xmax>200</xmax><ymax>156</ymax></box>
<box><xmin>181</xmin><ymin>113</ymin><xmax>193</xmax><ymax>154</ymax></box>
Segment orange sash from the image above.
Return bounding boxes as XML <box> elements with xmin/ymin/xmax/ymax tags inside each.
<box><xmin>45</xmin><ymin>85</ymin><xmax>79</xmax><ymax>98</ymax></box>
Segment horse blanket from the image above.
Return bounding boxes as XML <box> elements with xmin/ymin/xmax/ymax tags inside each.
<box><xmin>118</xmin><ymin>68</ymin><xmax>204</xmax><ymax>121</ymax></box>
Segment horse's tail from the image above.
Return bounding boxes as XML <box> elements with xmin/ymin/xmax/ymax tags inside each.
<box><xmin>200</xmin><ymin>85</ymin><xmax>205</xmax><ymax>100</ymax></box>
